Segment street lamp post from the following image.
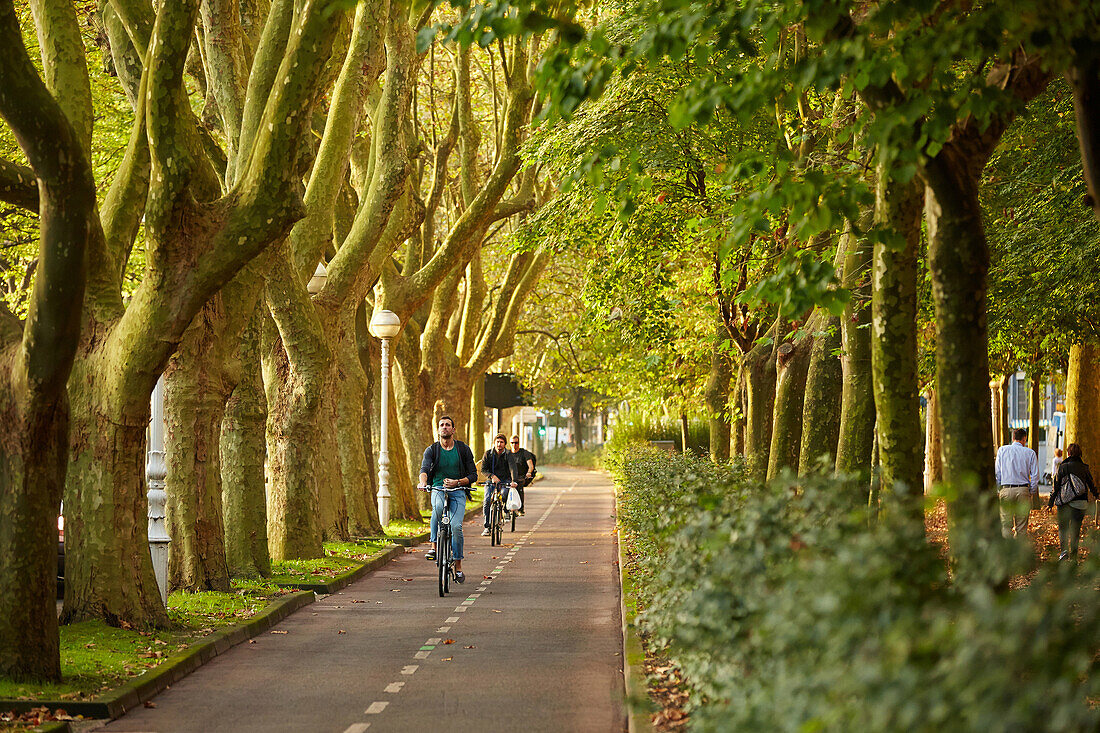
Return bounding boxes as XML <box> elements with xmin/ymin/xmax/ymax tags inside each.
<box><xmin>146</xmin><ymin>376</ymin><xmax>170</xmax><ymax>605</ymax></box>
<box><xmin>369</xmin><ymin>309</ymin><xmax>402</xmax><ymax>527</ymax></box>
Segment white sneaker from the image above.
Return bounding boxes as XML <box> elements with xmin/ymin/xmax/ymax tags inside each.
<box><xmin>481</xmin><ymin>528</ymin><xmax>490</xmax><ymax>536</ymax></box>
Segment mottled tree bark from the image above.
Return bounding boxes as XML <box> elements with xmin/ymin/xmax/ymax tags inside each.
<box><xmin>926</xmin><ymin>169</ymin><xmax>999</xmax><ymax>548</ymax></box>
<box><xmin>798</xmin><ymin>315</ymin><xmax>842</xmax><ymax>473</ymax></box>
<box><xmin>871</xmin><ymin>166</ymin><xmax>924</xmax><ymax>526</ymax></box>
<box><xmin>1068</xmin><ymin>46</ymin><xmax>1100</xmax><ymax>223</ymax></box>
<box><xmin>469</xmin><ymin>374</ymin><xmax>486</xmax><ymax>457</ymax></box>
<box><xmin>767</xmin><ymin>338</ymin><xmax>810</xmax><ymax>480</ymax></box>
<box><xmin>64</xmin><ymin>0</ymin><xmax>347</xmax><ymax>627</ymax></box>
<box><xmin>705</xmin><ymin>327</ymin><xmax>732</xmax><ymax>462</ymax></box>
<box><xmin>924</xmin><ymin>386</ymin><xmax>943</xmax><ymax>493</ymax></box>
<box><xmin>165</xmin><ymin>302</ymin><xmax>231</xmax><ymax>592</ymax></box>
<box><xmin>835</xmin><ymin>226</ymin><xmax>876</xmax><ymax>480</ymax></box>
<box><xmin>743</xmin><ymin>336</ymin><xmax>777</xmax><ymax>481</ymax></box>
<box><xmin>1028</xmin><ymin>373</ymin><xmax>1041</xmax><ymax>453</ymax></box>
<box><xmin>0</xmin><ymin>0</ymin><xmax>92</xmax><ymax>678</ymax></box>
<box><xmin>221</xmin><ymin>311</ymin><xmax>270</xmax><ymax>578</ymax></box>
<box><xmin>732</xmin><ymin>370</ymin><xmax>746</xmax><ymax>458</ymax></box>
<box><xmin>1066</xmin><ymin>344</ymin><xmax>1100</xmax><ymax>465</ymax></box>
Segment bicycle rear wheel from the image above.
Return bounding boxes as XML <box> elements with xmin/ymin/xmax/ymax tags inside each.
<box><xmin>437</xmin><ymin>526</ymin><xmax>449</xmax><ymax>597</ymax></box>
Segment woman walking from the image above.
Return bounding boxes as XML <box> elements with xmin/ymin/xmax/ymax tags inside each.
<box><xmin>1047</xmin><ymin>443</ymin><xmax>1098</xmax><ymax>561</ymax></box>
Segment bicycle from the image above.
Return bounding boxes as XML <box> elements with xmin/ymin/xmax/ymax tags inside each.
<box><xmin>419</xmin><ymin>486</ymin><xmax>461</xmax><ymax>597</ymax></box>
<box><xmin>485</xmin><ymin>481</ymin><xmax>518</xmax><ymax>545</ymax></box>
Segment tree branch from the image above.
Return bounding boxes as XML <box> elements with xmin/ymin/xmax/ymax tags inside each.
<box><xmin>0</xmin><ymin>157</ymin><xmax>38</xmax><ymax>211</ymax></box>
<box><xmin>0</xmin><ymin>0</ymin><xmax>92</xmax><ymax>396</ymax></box>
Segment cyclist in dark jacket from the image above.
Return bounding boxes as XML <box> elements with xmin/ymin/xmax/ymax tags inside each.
<box><xmin>480</xmin><ymin>434</ymin><xmax>517</xmax><ymax>535</ymax></box>
<box><xmin>418</xmin><ymin>416</ymin><xmax>477</xmax><ymax>582</ymax></box>
<box><xmin>1047</xmin><ymin>443</ymin><xmax>1098</xmax><ymax>561</ymax></box>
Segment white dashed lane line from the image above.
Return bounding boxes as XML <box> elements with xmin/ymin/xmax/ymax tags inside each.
<box><xmin>343</xmin><ymin>484</ymin><xmax>572</xmax><ymax>730</ymax></box>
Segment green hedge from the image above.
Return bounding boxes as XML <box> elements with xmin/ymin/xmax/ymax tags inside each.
<box><xmin>610</xmin><ymin>443</ymin><xmax>1100</xmax><ymax>732</ymax></box>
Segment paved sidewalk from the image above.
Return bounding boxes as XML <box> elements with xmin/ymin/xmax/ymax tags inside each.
<box><xmin>100</xmin><ymin>468</ymin><xmax>625</xmax><ymax>733</ymax></box>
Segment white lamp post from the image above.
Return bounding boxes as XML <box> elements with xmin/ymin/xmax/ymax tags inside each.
<box><xmin>146</xmin><ymin>376</ymin><xmax>170</xmax><ymax>605</ymax></box>
<box><xmin>369</xmin><ymin>309</ymin><xmax>401</xmax><ymax>527</ymax></box>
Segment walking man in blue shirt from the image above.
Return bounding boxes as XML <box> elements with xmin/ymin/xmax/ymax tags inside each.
<box><xmin>994</xmin><ymin>427</ymin><xmax>1039</xmax><ymax>540</ymax></box>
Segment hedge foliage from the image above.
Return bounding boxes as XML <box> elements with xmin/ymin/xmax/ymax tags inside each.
<box><xmin>609</xmin><ymin>443</ymin><xmax>1100</xmax><ymax>732</ymax></box>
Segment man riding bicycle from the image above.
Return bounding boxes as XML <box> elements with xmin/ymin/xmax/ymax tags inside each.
<box><xmin>481</xmin><ymin>434</ymin><xmax>517</xmax><ymax>536</ymax></box>
<box><xmin>419</xmin><ymin>416</ymin><xmax>477</xmax><ymax>583</ymax></box>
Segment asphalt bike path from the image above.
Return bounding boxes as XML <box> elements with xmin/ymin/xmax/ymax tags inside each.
<box><xmin>101</xmin><ymin>468</ymin><xmax>626</xmax><ymax>733</ymax></box>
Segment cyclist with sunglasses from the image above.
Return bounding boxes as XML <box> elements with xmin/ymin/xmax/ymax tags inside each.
<box><xmin>507</xmin><ymin>435</ymin><xmax>535</xmax><ymax>514</ymax></box>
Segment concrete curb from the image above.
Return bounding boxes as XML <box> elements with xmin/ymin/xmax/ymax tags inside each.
<box><xmin>32</xmin><ymin>722</ymin><xmax>71</xmax><ymax>733</ymax></box>
<box><xmin>615</xmin><ymin>492</ymin><xmax>655</xmax><ymax>733</ymax></box>
<box><xmin>272</xmin><ymin>544</ymin><xmax>403</xmax><ymax>593</ymax></box>
<box><xmin>0</xmin><ymin>590</ymin><xmax>314</xmax><ymax>720</ymax></box>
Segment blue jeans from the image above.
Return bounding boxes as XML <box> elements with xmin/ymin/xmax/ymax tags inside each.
<box><xmin>430</xmin><ymin>489</ymin><xmax>466</xmax><ymax>561</ymax></box>
<box><xmin>483</xmin><ymin>482</ymin><xmax>510</xmax><ymax>526</ymax></box>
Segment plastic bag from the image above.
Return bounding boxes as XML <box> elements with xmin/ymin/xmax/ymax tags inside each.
<box><xmin>506</xmin><ymin>486</ymin><xmax>522</xmax><ymax>512</ymax></box>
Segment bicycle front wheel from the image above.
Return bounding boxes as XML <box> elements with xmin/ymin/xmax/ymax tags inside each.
<box><xmin>493</xmin><ymin>507</ymin><xmax>504</xmax><ymax>545</ymax></box>
<box><xmin>437</xmin><ymin>527</ymin><xmax>449</xmax><ymax>597</ymax></box>
<box><xmin>511</xmin><ymin>511</ymin><xmax>516</xmax><ymax>533</ymax></box>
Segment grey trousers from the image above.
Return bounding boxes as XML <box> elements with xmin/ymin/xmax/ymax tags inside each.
<box><xmin>998</xmin><ymin>485</ymin><xmax>1031</xmax><ymax>539</ymax></box>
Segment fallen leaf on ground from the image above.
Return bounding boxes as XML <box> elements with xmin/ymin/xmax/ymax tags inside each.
<box><xmin>352</xmin><ymin>599</ymin><xmax>366</xmax><ymax>603</ymax></box>
<box><xmin>442</xmin><ymin>657</ymin><xmax>453</xmax><ymax>661</ymax></box>
<box><xmin>337</xmin><ymin>630</ymin><xmax>346</xmax><ymax>634</ymax></box>
<box><xmin>390</xmin><ymin>589</ymin><xmax>401</xmax><ymax>592</ymax></box>
<box><xmin>483</xmin><ymin>575</ymin><xmax>492</xmax><ymax>579</ymax></box>
<box><xmin>579</xmin><ymin>561</ymin><xmax>589</xmax><ymax>564</ymax></box>
<box><xmin>248</xmin><ymin>640</ymin><xmax>256</xmax><ymax>644</ymax></box>
<box><xmin>464</xmin><ymin>645</ymin><xmax>476</xmax><ymax>649</ymax></box>
<box><xmin>443</xmin><ymin>639</ymin><xmax>455</xmax><ymax>644</ymax></box>
<box><xmin>143</xmin><ymin>701</ymin><xmax>156</xmax><ymax>708</ymax></box>
<box><xmin>491</xmin><ymin>556</ymin><xmax>499</xmax><ymax>559</ymax></box>
<box><xmin>271</xmin><ymin>630</ymin><xmax>288</xmax><ymax>635</ymax></box>
<box><xmin>492</xmin><ymin>609</ymin><xmax>501</xmax><ymax>613</ymax></box>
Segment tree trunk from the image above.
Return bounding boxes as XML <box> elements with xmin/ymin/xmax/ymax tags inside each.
<box><xmin>264</xmin><ymin>336</ymin><xmax>325</xmax><ymax>561</ymax></box>
<box><xmin>1066</xmin><ymin>344</ymin><xmax>1100</xmax><ymax>465</ymax></box>
<box><xmin>0</xmin><ymin>0</ymin><xmax>93</xmax><ymax>677</ymax></box>
<box><xmin>62</xmin><ymin>361</ymin><xmax>170</xmax><ymax>627</ymax></box>
<box><xmin>1028</xmin><ymin>372</ymin><xmax>1041</xmax><ymax>452</ymax></box>
<box><xmin>335</xmin><ymin>312</ymin><xmax>383</xmax><ymax>537</ymax></box>
<box><xmin>836</xmin><ymin>227</ymin><xmax>876</xmax><ymax>479</ymax></box>
<box><xmin>469</xmin><ymin>374</ymin><xmax>486</xmax><ymax>457</ymax></box>
<box><xmin>392</xmin><ymin>351</ymin><xmax>438</xmax><ymax>519</ymax></box>
<box><xmin>679</xmin><ymin>411</ymin><xmax>689</xmax><ymax>454</ymax></box>
<box><xmin>705</xmin><ymin>329</ymin><xmax>732</xmax><ymax>462</ymax></box>
<box><xmin>0</xmin><ymin>348</ymin><xmax>71</xmax><ymax>681</ymax></box>
<box><xmin>743</xmin><ymin>337</ymin><xmax>777</xmax><ymax>481</ymax></box>
<box><xmin>767</xmin><ymin>338</ymin><xmax>810</xmax><ymax>480</ymax></box>
<box><xmin>870</xmin><ymin>166</ymin><xmax>924</xmax><ymax>526</ymax></box>
<box><xmin>315</xmin><ymin>379</ymin><xmax>349</xmax><ymax>541</ymax></box>
<box><xmin>732</xmin><ymin>369</ymin><xmax>746</xmax><ymax>458</ymax></box>
<box><xmin>164</xmin><ymin>304</ymin><xmax>231</xmax><ymax>592</ymax></box>
<box><xmin>925</xmin><ymin>166</ymin><xmax>998</xmax><ymax>551</ymax></box>
<box><xmin>798</xmin><ymin>315</ymin><xmax>842</xmax><ymax>474</ymax></box>
<box><xmin>572</xmin><ymin>388</ymin><xmax>585</xmax><ymax>449</ymax></box>
<box><xmin>924</xmin><ymin>386</ymin><xmax>944</xmax><ymax>493</ymax></box>
<box><xmin>221</xmin><ymin>312</ymin><xmax>270</xmax><ymax>578</ymax></box>
<box><xmin>990</xmin><ymin>377</ymin><xmax>1003</xmax><ymax>451</ymax></box>
<box><xmin>387</xmin><ymin>373</ymin><xmax>421</xmax><ymax>519</ymax></box>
